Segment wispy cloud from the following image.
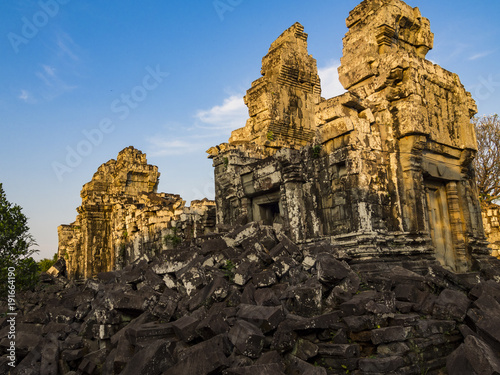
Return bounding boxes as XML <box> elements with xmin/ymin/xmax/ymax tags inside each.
<box><xmin>448</xmin><ymin>42</ymin><xmax>469</xmax><ymax>59</ymax></box>
<box><xmin>195</xmin><ymin>94</ymin><xmax>248</xmax><ymax>130</ymax></box>
<box><xmin>469</xmin><ymin>50</ymin><xmax>495</xmax><ymax>61</ymax></box>
<box><xmin>56</xmin><ymin>31</ymin><xmax>80</xmax><ymax>61</ymax></box>
<box><xmin>318</xmin><ymin>60</ymin><xmax>346</xmax><ymax>99</ymax></box>
<box><xmin>147</xmin><ymin>93</ymin><xmax>248</xmax><ymax>157</ymax></box>
<box><xmin>36</xmin><ymin>63</ymin><xmax>77</xmax><ymax>100</ymax></box>
<box><xmin>18</xmin><ymin>89</ymin><xmax>34</xmax><ymax>103</ymax></box>
<box><xmin>43</xmin><ymin>65</ymin><xmax>56</xmax><ymax>77</ymax></box>
<box><xmin>146</xmin><ymin>138</ymin><xmax>204</xmax><ymax>157</ymax></box>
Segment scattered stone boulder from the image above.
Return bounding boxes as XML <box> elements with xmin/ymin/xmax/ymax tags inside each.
<box><xmin>3</xmin><ymin>221</ymin><xmax>500</xmax><ymax>374</ymax></box>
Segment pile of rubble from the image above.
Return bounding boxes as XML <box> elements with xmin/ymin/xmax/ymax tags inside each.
<box><xmin>2</xmin><ymin>222</ymin><xmax>500</xmax><ymax>374</ymax></box>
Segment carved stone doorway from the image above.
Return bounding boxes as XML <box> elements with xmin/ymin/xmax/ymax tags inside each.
<box><xmin>425</xmin><ymin>180</ymin><xmax>457</xmax><ymax>271</ymax></box>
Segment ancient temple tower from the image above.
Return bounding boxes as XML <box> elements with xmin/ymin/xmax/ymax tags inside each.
<box><xmin>228</xmin><ymin>22</ymin><xmax>322</xmax><ymax>150</ymax></box>
<box><xmin>59</xmin><ymin>147</ymin><xmax>216</xmax><ymax>279</ymax></box>
<box><xmin>208</xmin><ymin>0</ymin><xmax>489</xmax><ymax>273</ymax></box>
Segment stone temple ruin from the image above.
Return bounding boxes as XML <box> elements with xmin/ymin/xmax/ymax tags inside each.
<box><xmin>60</xmin><ymin>0</ymin><xmax>494</xmax><ymax>278</ymax></box>
<box><xmin>58</xmin><ymin>147</ymin><xmax>216</xmax><ymax>279</ymax></box>
<box><xmin>207</xmin><ymin>2</ymin><xmax>489</xmax><ymax>274</ymax></box>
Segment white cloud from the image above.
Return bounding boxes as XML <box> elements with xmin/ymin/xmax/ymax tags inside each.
<box><xmin>318</xmin><ymin>60</ymin><xmax>346</xmax><ymax>99</ymax></box>
<box><xmin>36</xmin><ymin>64</ymin><xmax>77</xmax><ymax>100</ymax></box>
<box><xmin>195</xmin><ymin>94</ymin><xmax>248</xmax><ymax>130</ymax></box>
<box><xmin>146</xmin><ymin>138</ymin><xmax>203</xmax><ymax>157</ymax></box>
<box><xmin>43</xmin><ymin>65</ymin><xmax>56</xmax><ymax>77</ymax></box>
<box><xmin>147</xmin><ymin>94</ymin><xmax>249</xmax><ymax>157</ymax></box>
<box><xmin>469</xmin><ymin>50</ymin><xmax>494</xmax><ymax>61</ymax></box>
<box><xmin>56</xmin><ymin>32</ymin><xmax>80</xmax><ymax>61</ymax></box>
<box><xmin>19</xmin><ymin>90</ymin><xmax>30</xmax><ymax>102</ymax></box>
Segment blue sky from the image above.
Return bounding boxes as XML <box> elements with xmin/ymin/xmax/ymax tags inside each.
<box><xmin>1</xmin><ymin>0</ymin><xmax>499</xmax><ymax>260</ymax></box>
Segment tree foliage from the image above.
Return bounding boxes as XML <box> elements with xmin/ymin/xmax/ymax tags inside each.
<box><xmin>473</xmin><ymin>114</ymin><xmax>500</xmax><ymax>203</ymax></box>
<box><xmin>0</xmin><ymin>183</ymin><xmax>39</xmax><ymax>296</ymax></box>
<box><xmin>38</xmin><ymin>253</ymin><xmax>58</xmax><ymax>273</ymax></box>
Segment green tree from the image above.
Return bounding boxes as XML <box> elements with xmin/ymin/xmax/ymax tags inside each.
<box><xmin>473</xmin><ymin>114</ymin><xmax>500</xmax><ymax>203</ymax></box>
<box><xmin>0</xmin><ymin>183</ymin><xmax>39</xmax><ymax>296</ymax></box>
<box><xmin>38</xmin><ymin>253</ymin><xmax>58</xmax><ymax>273</ymax></box>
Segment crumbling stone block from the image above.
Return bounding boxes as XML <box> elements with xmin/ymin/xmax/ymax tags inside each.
<box><xmin>371</xmin><ymin>326</ymin><xmax>412</xmax><ymax>345</ymax></box>
<box><xmin>317</xmin><ymin>343</ymin><xmax>360</xmax><ymax>358</ymax></box>
<box><xmin>292</xmin><ymin>338</ymin><xmax>318</xmax><ymax>361</ymax></box>
<box><xmin>285</xmin><ymin>354</ymin><xmax>327</xmax><ymax>375</ymax></box>
<box><xmin>358</xmin><ymin>356</ymin><xmax>405</xmax><ymax>373</ymax></box>
<box><xmin>169</xmin><ymin>334</ymin><xmax>232</xmax><ymax>375</ymax></box>
<box><xmin>447</xmin><ymin>335</ymin><xmax>500</xmax><ymax>375</ymax></box>
<box><xmin>171</xmin><ymin>315</ymin><xmax>200</xmax><ymax>343</ymax></box>
<box><xmin>125</xmin><ymin>321</ymin><xmax>174</xmax><ymax>345</ymax></box>
<box><xmin>189</xmin><ymin>276</ymin><xmax>229</xmax><ymax>311</ymax></box>
<box><xmin>433</xmin><ymin>289</ymin><xmax>471</xmax><ymax>321</ymax></box>
<box><xmin>120</xmin><ymin>339</ymin><xmax>175</xmax><ymax>375</ymax></box>
<box><xmin>229</xmin><ymin>320</ymin><xmax>265</xmax><ymax>358</ymax></box>
<box><xmin>252</xmin><ymin>270</ymin><xmax>277</xmax><ymax>288</ymax></box>
<box><xmin>283</xmin><ymin>280</ymin><xmax>322</xmax><ymax>317</ymax></box>
<box><xmin>416</xmin><ymin>319</ymin><xmax>456</xmax><ymax>338</ymax></box>
<box><xmin>237</xmin><ymin>304</ymin><xmax>285</xmax><ymax>333</ymax></box>
<box><xmin>222</xmin><ymin>363</ymin><xmax>285</xmax><ymax>375</ymax></box>
<box><xmin>196</xmin><ymin>313</ymin><xmax>230</xmax><ymax>340</ymax></box>
<box><xmin>253</xmin><ymin>288</ymin><xmax>280</xmax><ymax>306</ymax></box>
<box><xmin>340</xmin><ymin>291</ymin><xmax>379</xmax><ymax>316</ymax></box>
<box><xmin>316</xmin><ymin>253</ymin><xmax>350</xmax><ymax>286</ymax></box>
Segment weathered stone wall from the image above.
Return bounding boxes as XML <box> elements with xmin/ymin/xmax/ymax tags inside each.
<box><xmin>58</xmin><ymin>146</ymin><xmax>216</xmax><ymax>279</ymax></box>
<box><xmin>208</xmin><ymin>0</ymin><xmax>488</xmax><ymax>273</ymax></box>
<box><xmin>482</xmin><ymin>202</ymin><xmax>500</xmax><ymax>257</ymax></box>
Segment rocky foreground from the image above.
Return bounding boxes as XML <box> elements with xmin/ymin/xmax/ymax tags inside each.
<box><xmin>2</xmin><ymin>223</ymin><xmax>500</xmax><ymax>374</ymax></box>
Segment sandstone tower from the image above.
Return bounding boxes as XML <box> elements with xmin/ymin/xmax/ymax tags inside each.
<box><xmin>59</xmin><ymin>147</ymin><xmax>216</xmax><ymax>279</ymax></box>
<box><xmin>208</xmin><ymin>0</ymin><xmax>488</xmax><ymax>273</ymax></box>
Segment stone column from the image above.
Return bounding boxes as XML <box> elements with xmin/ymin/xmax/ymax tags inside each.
<box><xmin>445</xmin><ymin>181</ymin><xmax>469</xmax><ymax>272</ymax></box>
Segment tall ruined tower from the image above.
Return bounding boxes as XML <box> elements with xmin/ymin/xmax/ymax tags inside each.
<box><xmin>228</xmin><ymin>22</ymin><xmax>321</xmax><ymax>150</ymax></box>
<box><xmin>59</xmin><ymin>146</ymin><xmax>216</xmax><ymax>279</ymax></box>
<box><xmin>209</xmin><ymin>0</ymin><xmax>489</xmax><ymax>273</ymax></box>
<box><xmin>333</xmin><ymin>0</ymin><xmax>482</xmax><ymax>272</ymax></box>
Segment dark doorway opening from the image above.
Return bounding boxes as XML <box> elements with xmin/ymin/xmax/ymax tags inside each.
<box><xmin>258</xmin><ymin>201</ymin><xmax>281</xmax><ymax>225</ymax></box>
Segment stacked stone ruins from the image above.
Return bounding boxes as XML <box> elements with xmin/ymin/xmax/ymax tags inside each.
<box><xmin>16</xmin><ymin>1</ymin><xmax>500</xmax><ymax>374</ymax></box>
<box><xmin>58</xmin><ymin>146</ymin><xmax>215</xmax><ymax>279</ymax></box>
<box><xmin>60</xmin><ymin>0</ymin><xmax>495</xmax><ymax>279</ymax></box>
<box><xmin>207</xmin><ymin>1</ymin><xmax>490</xmax><ymax>273</ymax></box>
